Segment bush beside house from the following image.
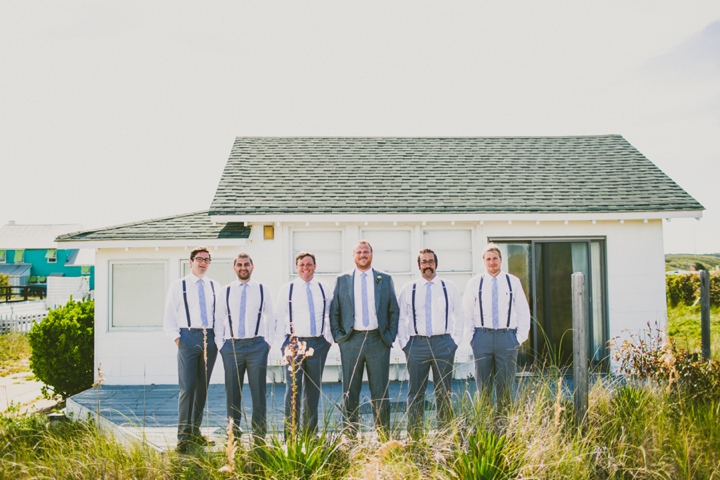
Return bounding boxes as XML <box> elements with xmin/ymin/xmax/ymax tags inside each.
<box><xmin>27</xmin><ymin>297</ymin><xmax>94</xmax><ymax>400</ymax></box>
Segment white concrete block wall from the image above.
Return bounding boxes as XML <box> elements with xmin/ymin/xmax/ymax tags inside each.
<box><xmin>605</xmin><ymin>220</ymin><xmax>667</xmax><ymax>368</ymax></box>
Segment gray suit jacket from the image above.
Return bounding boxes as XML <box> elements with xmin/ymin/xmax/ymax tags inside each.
<box><xmin>329</xmin><ymin>269</ymin><xmax>400</xmax><ymax>348</ymax></box>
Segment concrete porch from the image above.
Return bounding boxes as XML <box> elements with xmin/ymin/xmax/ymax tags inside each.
<box><xmin>67</xmin><ymin>380</ymin><xmax>477</xmax><ymax>451</ymax></box>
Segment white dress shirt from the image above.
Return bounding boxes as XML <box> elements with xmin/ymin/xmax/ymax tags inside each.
<box><xmin>462</xmin><ymin>271</ymin><xmax>531</xmax><ymax>345</ymax></box>
<box><xmin>215</xmin><ymin>279</ymin><xmax>276</xmax><ymax>349</ymax></box>
<box><xmin>397</xmin><ymin>275</ymin><xmax>464</xmax><ymax>349</ymax></box>
<box><xmin>353</xmin><ymin>268</ymin><xmax>378</xmax><ymax>330</ymax></box>
<box><xmin>275</xmin><ymin>277</ymin><xmax>334</xmax><ymax>346</ymax></box>
<box><xmin>164</xmin><ymin>274</ymin><xmax>221</xmax><ymax>341</ymax></box>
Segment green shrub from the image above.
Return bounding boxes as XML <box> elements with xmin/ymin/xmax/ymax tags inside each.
<box><xmin>248</xmin><ymin>432</ymin><xmax>350</xmax><ymax>479</ymax></box>
<box><xmin>612</xmin><ymin>323</ymin><xmax>720</xmax><ymax>403</ymax></box>
<box><xmin>27</xmin><ymin>297</ymin><xmax>94</xmax><ymax>400</ymax></box>
<box><xmin>0</xmin><ymin>273</ymin><xmax>9</xmax><ymax>287</ymax></box>
<box><xmin>666</xmin><ymin>271</ymin><xmax>720</xmax><ymax>307</ymax></box>
<box><xmin>452</xmin><ymin>428</ymin><xmax>519</xmax><ymax>480</ymax></box>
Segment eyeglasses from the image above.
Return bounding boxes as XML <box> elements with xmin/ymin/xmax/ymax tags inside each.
<box><xmin>420</xmin><ymin>260</ymin><xmax>436</xmax><ymax>265</ymax></box>
<box><xmin>194</xmin><ymin>257</ymin><xmax>212</xmax><ymax>264</ymax></box>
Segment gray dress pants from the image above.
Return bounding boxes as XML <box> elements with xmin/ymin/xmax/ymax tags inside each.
<box><xmin>470</xmin><ymin>327</ymin><xmax>519</xmax><ymax>406</ymax></box>
<box><xmin>339</xmin><ymin>329</ymin><xmax>391</xmax><ymax>437</ymax></box>
<box><xmin>177</xmin><ymin>328</ymin><xmax>218</xmax><ymax>442</ymax></box>
<box><xmin>219</xmin><ymin>336</ymin><xmax>270</xmax><ymax>438</ymax></box>
<box><xmin>282</xmin><ymin>335</ymin><xmax>331</xmax><ymax>436</ymax></box>
<box><xmin>404</xmin><ymin>334</ymin><xmax>457</xmax><ymax>438</ymax></box>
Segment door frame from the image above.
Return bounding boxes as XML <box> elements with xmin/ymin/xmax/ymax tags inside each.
<box><xmin>490</xmin><ymin>236</ymin><xmax>610</xmax><ymax>372</ymax></box>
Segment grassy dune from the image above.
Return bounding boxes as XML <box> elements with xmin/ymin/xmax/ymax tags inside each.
<box><xmin>1</xmin><ymin>373</ymin><xmax>718</xmax><ymax>479</ymax></box>
<box><xmin>1</xmin><ymin>304</ymin><xmax>719</xmax><ymax>478</ymax></box>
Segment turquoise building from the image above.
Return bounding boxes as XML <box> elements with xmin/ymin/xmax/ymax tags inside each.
<box><xmin>0</xmin><ymin>222</ymin><xmax>94</xmax><ymax>290</ymax></box>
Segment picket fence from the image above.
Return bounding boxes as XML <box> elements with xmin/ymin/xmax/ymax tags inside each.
<box><xmin>0</xmin><ymin>313</ymin><xmax>47</xmax><ymax>334</ymax></box>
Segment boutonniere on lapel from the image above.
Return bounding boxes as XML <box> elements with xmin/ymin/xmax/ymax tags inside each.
<box><xmin>375</xmin><ymin>275</ymin><xmax>382</xmax><ymax>284</ymax></box>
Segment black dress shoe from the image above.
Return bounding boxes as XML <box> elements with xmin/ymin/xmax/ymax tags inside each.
<box><xmin>175</xmin><ymin>441</ymin><xmax>190</xmax><ymax>454</ymax></box>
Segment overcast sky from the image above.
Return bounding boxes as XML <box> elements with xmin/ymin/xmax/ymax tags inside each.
<box><xmin>1</xmin><ymin>1</ymin><xmax>718</xmax><ymax>253</ymax></box>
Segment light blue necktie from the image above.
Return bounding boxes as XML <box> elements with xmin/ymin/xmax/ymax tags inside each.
<box><xmin>492</xmin><ymin>276</ymin><xmax>499</xmax><ymax>329</ymax></box>
<box><xmin>197</xmin><ymin>279</ymin><xmax>208</xmax><ymax>327</ymax></box>
<box><xmin>361</xmin><ymin>272</ymin><xmax>369</xmax><ymax>328</ymax></box>
<box><xmin>425</xmin><ymin>281</ymin><xmax>433</xmax><ymax>336</ymax></box>
<box><xmin>239</xmin><ymin>282</ymin><xmax>247</xmax><ymax>338</ymax></box>
<box><xmin>306</xmin><ymin>282</ymin><xmax>317</xmax><ymax>336</ymax></box>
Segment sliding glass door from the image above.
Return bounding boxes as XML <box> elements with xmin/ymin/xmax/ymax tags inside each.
<box><xmin>494</xmin><ymin>238</ymin><xmax>607</xmax><ymax>372</ymax></box>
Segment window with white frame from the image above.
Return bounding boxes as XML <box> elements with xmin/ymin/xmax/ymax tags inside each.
<box><xmin>361</xmin><ymin>229</ymin><xmax>413</xmax><ymax>287</ymax></box>
<box><xmin>111</xmin><ymin>262</ymin><xmax>166</xmax><ymax>328</ymax></box>
<box><xmin>45</xmin><ymin>249</ymin><xmax>57</xmax><ymax>263</ymax></box>
<box><xmin>291</xmin><ymin>230</ymin><xmax>343</xmax><ymax>285</ymax></box>
<box><xmin>182</xmin><ymin>258</ymin><xmax>236</xmax><ymax>286</ymax></box>
<box><xmin>422</xmin><ymin>229</ymin><xmax>473</xmax><ymax>292</ymax></box>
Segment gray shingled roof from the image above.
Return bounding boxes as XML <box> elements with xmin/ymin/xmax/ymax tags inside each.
<box><xmin>209</xmin><ymin>135</ymin><xmax>702</xmax><ymax>215</ymax></box>
<box><xmin>55</xmin><ymin>211</ymin><xmax>250</xmax><ymax>242</ymax></box>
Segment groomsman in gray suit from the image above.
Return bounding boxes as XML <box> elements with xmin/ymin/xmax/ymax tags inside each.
<box><xmin>163</xmin><ymin>246</ymin><xmax>219</xmax><ymax>453</ymax></box>
<box><xmin>330</xmin><ymin>240</ymin><xmax>400</xmax><ymax>438</ymax></box>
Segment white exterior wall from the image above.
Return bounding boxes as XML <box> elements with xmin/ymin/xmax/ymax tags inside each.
<box><xmin>93</xmin><ymin>218</ymin><xmax>667</xmax><ymax>385</ymax></box>
<box><xmin>604</xmin><ymin>220</ymin><xmax>668</xmax><ymax>354</ymax></box>
<box><xmin>93</xmin><ymin>226</ymin><xmax>285</xmax><ymax>385</ymax></box>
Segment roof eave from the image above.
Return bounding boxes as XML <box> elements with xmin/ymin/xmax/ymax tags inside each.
<box><xmin>55</xmin><ymin>238</ymin><xmax>249</xmax><ymax>250</ymax></box>
<box><xmin>211</xmin><ymin>210</ymin><xmax>704</xmax><ymax>225</ymax></box>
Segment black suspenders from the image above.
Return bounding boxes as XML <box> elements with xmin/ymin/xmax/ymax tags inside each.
<box><xmin>256</xmin><ymin>284</ymin><xmax>264</xmax><ymax>336</ymax></box>
<box><xmin>477</xmin><ymin>274</ymin><xmax>513</xmax><ymax>328</ymax></box>
<box><xmin>225</xmin><ymin>282</ymin><xmax>264</xmax><ymax>339</ymax></box>
<box><xmin>182</xmin><ymin>279</ymin><xmax>216</xmax><ymax>328</ymax></box>
<box><xmin>288</xmin><ymin>282</ymin><xmax>326</xmax><ymax>336</ymax></box>
<box><xmin>226</xmin><ymin>287</ymin><xmax>233</xmax><ymax>337</ymax></box>
<box><xmin>505</xmin><ymin>274</ymin><xmax>513</xmax><ymax>327</ymax></box>
<box><xmin>442</xmin><ymin>281</ymin><xmax>449</xmax><ymax>332</ymax></box>
<box><xmin>411</xmin><ymin>280</ymin><xmax>449</xmax><ymax>335</ymax></box>
<box><xmin>182</xmin><ymin>280</ymin><xmax>191</xmax><ymax>328</ymax></box>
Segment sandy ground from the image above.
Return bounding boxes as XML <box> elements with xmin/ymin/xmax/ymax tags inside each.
<box><xmin>1</xmin><ymin>370</ymin><xmax>57</xmax><ymax>414</ymax></box>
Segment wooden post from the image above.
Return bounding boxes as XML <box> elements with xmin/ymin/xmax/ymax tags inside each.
<box><xmin>700</xmin><ymin>270</ymin><xmax>711</xmax><ymax>359</ymax></box>
<box><xmin>572</xmin><ymin>272</ymin><xmax>588</xmax><ymax>426</ymax></box>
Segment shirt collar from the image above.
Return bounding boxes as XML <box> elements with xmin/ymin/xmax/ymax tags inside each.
<box><xmin>417</xmin><ymin>275</ymin><xmax>441</xmax><ymax>286</ymax></box>
<box><xmin>483</xmin><ymin>270</ymin><xmax>505</xmax><ymax>280</ymax></box>
<box><xmin>354</xmin><ymin>267</ymin><xmax>374</xmax><ymax>278</ymax></box>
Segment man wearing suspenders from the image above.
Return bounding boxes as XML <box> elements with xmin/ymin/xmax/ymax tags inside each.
<box><xmin>274</xmin><ymin>252</ymin><xmax>333</xmax><ymax>437</ymax></box>
<box><xmin>398</xmin><ymin>249</ymin><xmax>464</xmax><ymax>439</ymax></box>
<box><xmin>215</xmin><ymin>253</ymin><xmax>276</xmax><ymax>441</ymax></box>
<box><xmin>463</xmin><ymin>243</ymin><xmax>531</xmax><ymax>406</ymax></box>
<box><xmin>163</xmin><ymin>246</ymin><xmax>219</xmax><ymax>453</ymax></box>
